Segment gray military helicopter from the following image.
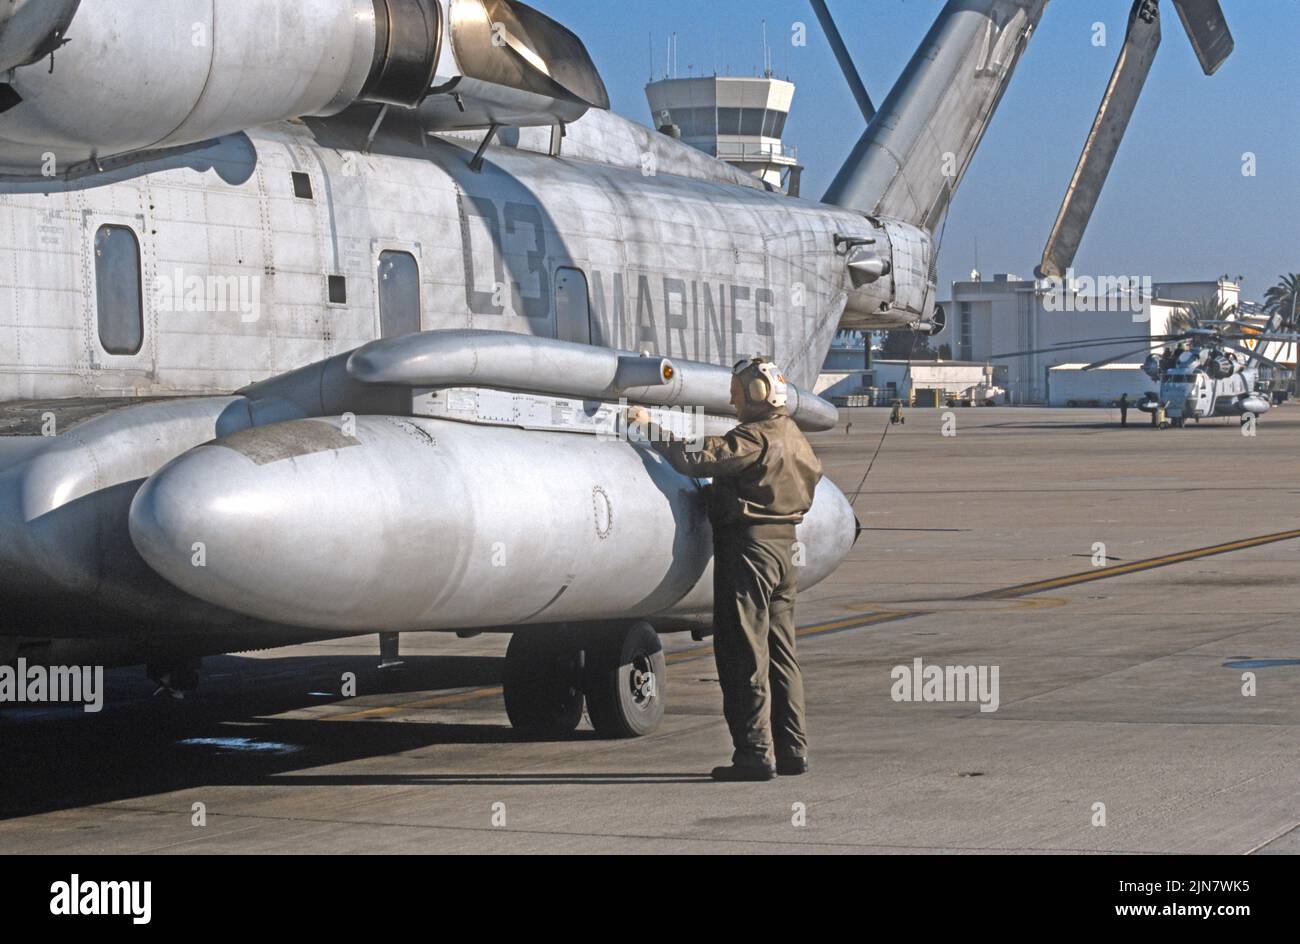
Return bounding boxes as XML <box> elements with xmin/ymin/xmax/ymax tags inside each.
<box><xmin>995</xmin><ymin>318</ymin><xmax>1299</xmax><ymax>427</ymax></box>
<box><xmin>0</xmin><ymin>0</ymin><xmax>1231</xmax><ymax>736</ymax></box>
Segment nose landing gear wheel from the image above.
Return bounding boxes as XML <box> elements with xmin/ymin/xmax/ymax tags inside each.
<box><xmin>584</xmin><ymin>621</ymin><xmax>666</xmax><ymax>738</ymax></box>
<box><xmin>502</xmin><ymin>632</ymin><xmax>584</xmax><ymax>738</ymax></box>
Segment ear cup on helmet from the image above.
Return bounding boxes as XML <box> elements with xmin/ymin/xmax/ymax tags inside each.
<box><xmin>734</xmin><ymin>358</ymin><xmax>788</xmax><ymax>410</ymax></box>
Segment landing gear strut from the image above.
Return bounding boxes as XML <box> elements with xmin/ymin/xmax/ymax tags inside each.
<box><xmin>501</xmin><ymin>622</ymin><xmax>666</xmax><ymax>739</ymax></box>
<box><xmin>147</xmin><ymin>657</ymin><xmax>201</xmax><ymax>698</ymax></box>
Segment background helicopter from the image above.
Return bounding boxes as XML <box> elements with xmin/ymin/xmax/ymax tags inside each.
<box><xmin>994</xmin><ymin>314</ymin><xmax>1299</xmax><ymax>427</ymax></box>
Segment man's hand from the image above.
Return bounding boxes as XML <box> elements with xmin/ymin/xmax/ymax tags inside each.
<box><xmin>625</xmin><ymin>405</ymin><xmax>651</xmax><ymax>428</ymax></box>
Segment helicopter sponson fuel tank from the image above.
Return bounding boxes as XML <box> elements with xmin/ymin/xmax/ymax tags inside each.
<box><xmin>126</xmin><ymin>331</ymin><xmax>852</xmax><ymax>633</ymax></box>
<box><xmin>0</xmin><ymin>330</ymin><xmax>852</xmax><ymax>637</ymax></box>
<box><xmin>0</xmin><ymin>0</ymin><xmax>608</xmax><ymax>177</ymax></box>
<box><xmin>127</xmin><ymin>414</ymin><xmax>857</xmax><ymax>633</ymax></box>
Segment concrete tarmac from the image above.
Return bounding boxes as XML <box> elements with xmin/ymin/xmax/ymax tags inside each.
<box><xmin>2</xmin><ymin>406</ymin><xmax>1297</xmax><ymax>854</ymax></box>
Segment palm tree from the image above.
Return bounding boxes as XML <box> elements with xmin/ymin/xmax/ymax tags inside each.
<box><xmin>1168</xmin><ymin>295</ymin><xmax>1236</xmax><ymax>334</ymax></box>
<box><xmin>1264</xmin><ymin>273</ymin><xmax>1300</xmax><ymax>328</ymax></box>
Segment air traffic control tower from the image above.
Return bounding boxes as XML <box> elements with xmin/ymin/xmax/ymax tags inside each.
<box><xmin>646</xmin><ymin>75</ymin><xmax>801</xmax><ymax>194</ymax></box>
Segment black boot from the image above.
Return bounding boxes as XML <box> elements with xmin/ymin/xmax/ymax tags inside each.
<box><xmin>711</xmin><ymin>762</ymin><xmax>775</xmax><ymax>782</ymax></box>
<box><xmin>776</xmin><ymin>756</ymin><xmax>809</xmax><ymax>776</ymax></box>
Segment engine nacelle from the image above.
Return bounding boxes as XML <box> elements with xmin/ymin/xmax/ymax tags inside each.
<box><xmin>1205</xmin><ymin>353</ymin><xmax>1235</xmax><ymax>379</ymax></box>
<box><xmin>0</xmin><ymin>0</ymin><xmax>81</xmax><ymax>74</ymax></box>
<box><xmin>0</xmin><ymin>0</ymin><xmax>606</xmax><ymax>177</ymax></box>
<box><xmin>0</xmin><ymin>0</ymin><xmax>388</xmax><ymax>176</ymax></box>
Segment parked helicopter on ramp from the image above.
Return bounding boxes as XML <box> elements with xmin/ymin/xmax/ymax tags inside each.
<box><xmin>994</xmin><ymin>319</ymin><xmax>1299</xmax><ymax>427</ymax></box>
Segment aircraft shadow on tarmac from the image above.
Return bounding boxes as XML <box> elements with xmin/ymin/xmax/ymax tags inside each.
<box><xmin>0</xmin><ymin>653</ymin><xmax>710</xmax><ymax>819</ymax></box>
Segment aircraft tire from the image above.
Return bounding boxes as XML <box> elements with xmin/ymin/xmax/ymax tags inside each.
<box><xmin>503</xmin><ymin>631</ymin><xmax>584</xmax><ymax>738</ymax></box>
<box><xmin>583</xmin><ymin>621</ymin><xmax>666</xmax><ymax>739</ymax></box>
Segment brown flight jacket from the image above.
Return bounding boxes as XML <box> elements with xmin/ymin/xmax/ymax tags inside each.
<box><xmin>645</xmin><ymin>407</ymin><xmax>823</xmax><ymax>529</ymax></box>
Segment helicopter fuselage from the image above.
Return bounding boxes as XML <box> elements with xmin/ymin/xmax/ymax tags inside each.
<box><xmin>1137</xmin><ymin>349</ymin><xmax>1271</xmax><ymax>422</ymax></box>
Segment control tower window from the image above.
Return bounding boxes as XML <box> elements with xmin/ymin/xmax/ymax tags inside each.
<box><xmin>763</xmin><ymin>110</ymin><xmax>787</xmax><ymax>138</ymax></box>
<box><xmin>93</xmin><ymin>225</ymin><xmax>144</xmax><ymax>356</ymax></box>
<box><xmin>717</xmin><ymin>107</ymin><xmax>741</xmax><ymax>135</ymax></box>
<box><xmin>739</xmin><ymin>108</ymin><xmax>764</xmax><ymax>136</ymax></box>
<box><xmin>671</xmin><ymin>107</ymin><xmax>716</xmax><ymax>138</ymax></box>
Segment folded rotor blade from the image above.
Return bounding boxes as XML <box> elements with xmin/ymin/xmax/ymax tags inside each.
<box><xmin>1171</xmin><ymin>0</ymin><xmax>1234</xmax><ymax>75</ymax></box>
<box><xmin>809</xmin><ymin>0</ymin><xmax>875</xmax><ymax>123</ymax></box>
<box><xmin>1037</xmin><ymin>0</ymin><xmax>1161</xmax><ymax>280</ymax></box>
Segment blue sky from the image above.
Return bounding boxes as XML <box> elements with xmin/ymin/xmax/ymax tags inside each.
<box><xmin>552</xmin><ymin>1</ymin><xmax>1299</xmax><ymax>302</ymax></box>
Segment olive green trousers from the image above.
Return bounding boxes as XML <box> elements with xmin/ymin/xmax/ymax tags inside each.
<box><xmin>711</xmin><ymin>522</ymin><xmax>808</xmax><ymax>766</ymax></box>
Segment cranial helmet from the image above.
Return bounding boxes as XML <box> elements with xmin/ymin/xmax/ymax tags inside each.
<box><xmin>732</xmin><ymin>356</ymin><xmax>788</xmax><ymax>409</ymax></box>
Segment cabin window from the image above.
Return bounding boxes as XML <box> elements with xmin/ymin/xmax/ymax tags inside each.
<box><xmin>717</xmin><ymin>107</ymin><xmax>742</xmax><ymax>135</ymax></box>
<box><xmin>377</xmin><ymin>251</ymin><xmax>421</xmax><ymax>338</ymax></box>
<box><xmin>292</xmin><ymin>172</ymin><xmax>313</xmax><ymax>199</ymax></box>
<box><xmin>94</xmin><ymin>224</ymin><xmax>144</xmax><ymax>355</ymax></box>
<box><xmin>739</xmin><ymin>108</ymin><xmax>764</xmax><ymax>137</ymax></box>
<box><xmin>554</xmin><ymin>267</ymin><xmax>591</xmax><ymax>344</ymax></box>
<box><xmin>328</xmin><ymin>275</ymin><xmax>347</xmax><ymax>305</ymax></box>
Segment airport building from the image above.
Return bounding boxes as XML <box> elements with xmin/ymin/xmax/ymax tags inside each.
<box><xmin>929</xmin><ymin>274</ymin><xmax>1243</xmax><ymax>404</ymax></box>
<box><xmin>816</xmin><ymin>332</ymin><xmax>1000</xmax><ymax>404</ymax></box>
<box><xmin>645</xmin><ymin>74</ymin><xmax>802</xmax><ymax>193</ymax></box>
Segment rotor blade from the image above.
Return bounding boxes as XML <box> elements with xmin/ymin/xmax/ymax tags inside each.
<box><xmin>1037</xmin><ymin>0</ymin><xmax>1161</xmax><ymax>280</ymax></box>
<box><xmin>1219</xmin><ymin>333</ymin><xmax>1300</xmax><ymax>343</ymax></box>
<box><xmin>809</xmin><ymin>0</ymin><xmax>875</xmax><ymax>123</ymax></box>
<box><xmin>1050</xmin><ymin>333</ymin><xmax>1188</xmax><ymax>345</ymax></box>
<box><xmin>1170</xmin><ymin>0</ymin><xmax>1234</xmax><ymax>75</ymax></box>
<box><xmin>991</xmin><ymin>338</ymin><xmax>1168</xmax><ymax>359</ymax></box>
<box><xmin>1082</xmin><ymin>345</ymin><xmax>1162</xmax><ymax>370</ymax></box>
<box><xmin>1219</xmin><ymin>339</ymin><xmax>1286</xmax><ymax>371</ymax></box>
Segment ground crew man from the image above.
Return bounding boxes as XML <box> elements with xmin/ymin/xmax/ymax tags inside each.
<box><xmin>626</xmin><ymin>357</ymin><xmax>823</xmax><ymax>781</ymax></box>
<box><xmin>890</xmin><ymin>399</ymin><xmax>905</xmax><ymax>424</ymax></box>
<box><xmin>1118</xmin><ymin>392</ymin><xmax>1129</xmax><ymax>427</ymax></box>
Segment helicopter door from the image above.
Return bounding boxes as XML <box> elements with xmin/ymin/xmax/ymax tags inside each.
<box><xmin>1194</xmin><ymin>377</ymin><xmax>1213</xmax><ymax>416</ymax></box>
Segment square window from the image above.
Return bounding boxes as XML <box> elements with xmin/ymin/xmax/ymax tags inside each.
<box><xmin>292</xmin><ymin>172</ymin><xmax>313</xmax><ymax>199</ymax></box>
<box><xmin>328</xmin><ymin>275</ymin><xmax>347</xmax><ymax>305</ymax></box>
